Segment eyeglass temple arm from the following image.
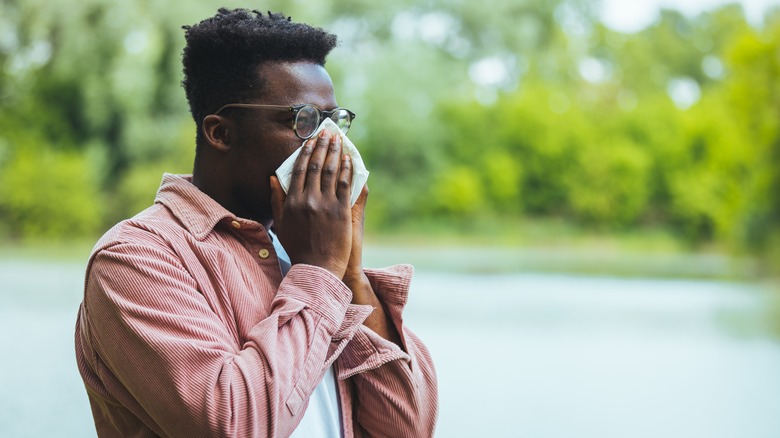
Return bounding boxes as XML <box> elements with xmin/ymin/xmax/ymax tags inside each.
<box><xmin>213</xmin><ymin>103</ymin><xmax>293</xmax><ymax>115</ymax></box>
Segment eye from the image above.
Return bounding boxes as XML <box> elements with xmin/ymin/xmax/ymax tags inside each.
<box><xmin>294</xmin><ymin>105</ymin><xmax>320</xmax><ymax>138</ymax></box>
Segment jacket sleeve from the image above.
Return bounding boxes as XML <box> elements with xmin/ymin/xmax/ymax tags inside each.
<box><xmin>78</xmin><ymin>242</ymin><xmax>372</xmax><ymax>438</ymax></box>
<box><xmin>335</xmin><ymin>265</ymin><xmax>439</xmax><ymax>438</ymax></box>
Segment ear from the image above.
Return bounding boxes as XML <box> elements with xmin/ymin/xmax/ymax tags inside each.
<box><xmin>202</xmin><ymin>114</ymin><xmax>234</xmax><ymax>152</ymax></box>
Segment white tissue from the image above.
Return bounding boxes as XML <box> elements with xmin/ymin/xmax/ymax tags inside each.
<box><xmin>275</xmin><ymin>118</ymin><xmax>369</xmax><ymax>206</ymax></box>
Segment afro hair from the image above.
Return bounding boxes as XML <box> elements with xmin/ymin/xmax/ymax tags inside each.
<box><xmin>181</xmin><ymin>8</ymin><xmax>338</xmax><ymax>139</ymax></box>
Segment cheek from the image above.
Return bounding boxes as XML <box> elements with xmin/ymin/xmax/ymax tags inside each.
<box><xmin>267</xmin><ymin>136</ymin><xmax>305</xmax><ymax>170</ymax></box>
<box><xmin>225</xmin><ymin>147</ymin><xmax>264</xmax><ymax>188</ymax></box>
<box><xmin>234</xmin><ymin>123</ymin><xmax>302</xmax><ymax>176</ymax></box>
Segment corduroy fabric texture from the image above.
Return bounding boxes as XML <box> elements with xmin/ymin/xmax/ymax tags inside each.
<box><xmin>74</xmin><ymin>173</ymin><xmax>438</xmax><ymax>437</ymax></box>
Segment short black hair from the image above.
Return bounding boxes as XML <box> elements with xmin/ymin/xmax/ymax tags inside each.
<box><xmin>181</xmin><ymin>8</ymin><xmax>338</xmax><ymax>143</ymax></box>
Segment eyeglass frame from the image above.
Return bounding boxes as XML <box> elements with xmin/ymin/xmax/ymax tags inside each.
<box><xmin>212</xmin><ymin>103</ymin><xmax>356</xmax><ymax>140</ymax></box>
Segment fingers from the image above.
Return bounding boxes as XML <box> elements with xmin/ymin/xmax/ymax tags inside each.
<box><xmin>269</xmin><ymin>175</ymin><xmax>285</xmax><ymax>225</ymax></box>
<box><xmin>320</xmin><ymin>133</ymin><xmax>342</xmax><ymax>194</ymax></box>
<box><xmin>288</xmin><ymin>138</ymin><xmax>314</xmax><ymax>195</ymax></box>
<box><xmin>286</xmin><ymin>129</ymin><xmax>346</xmax><ymax>204</ymax></box>
<box><xmin>304</xmin><ymin>129</ymin><xmax>333</xmax><ymax>193</ymax></box>
<box><xmin>336</xmin><ymin>154</ymin><xmax>353</xmax><ymax>205</ymax></box>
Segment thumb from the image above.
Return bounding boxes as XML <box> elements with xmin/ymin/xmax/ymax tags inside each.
<box><xmin>355</xmin><ymin>183</ymin><xmax>369</xmax><ymax>207</ymax></box>
<box><xmin>352</xmin><ymin>184</ymin><xmax>369</xmax><ymax>223</ymax></box>
<box><xmin>270</xmin><ymin>175</ymin><xmax>285</xmax><ymax>226</ymax></box>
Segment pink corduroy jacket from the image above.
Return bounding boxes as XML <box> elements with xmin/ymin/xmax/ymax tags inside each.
<box><xmin>75</xmin><ymin>173</ymin><xmax>438</xmax><ymax>437</ymax></box>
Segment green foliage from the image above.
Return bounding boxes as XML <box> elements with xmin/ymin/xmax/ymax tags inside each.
<box><xmin>481</xmin><ymin>151</ymin><xmax>523</xmax><ymax>212</ymax></box>
<box><xmin>0</xmin><ymin>0</ymin><xmax>778</xmax><ymax>266</ymax></box>
<box><xmin>567</xmin><ymin>138</ymin><xmax>650</xmax><ymax>226</ymax></box>
<box><xmin>430</xmin><ymin>166</ymin><xmax>484</xmax><ymax>216</ymax></box>
<box><xmin>0</xmin><ymin>136</ymin><xmax>103</xmax><ymax>239</ymax></box>
<box><xmin>720</xmin><ymin>22</ymin><xmax>780</xmax><ymax>261</ymax></box>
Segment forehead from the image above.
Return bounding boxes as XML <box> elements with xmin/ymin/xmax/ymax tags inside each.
<box><xmin>256</xmin><ymin>61</ymin><xmax>337</xmax><ymax>108</ymax></box>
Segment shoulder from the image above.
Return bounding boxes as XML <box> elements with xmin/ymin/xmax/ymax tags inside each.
<box><xmin>89</xmin><ymin>203</ymin><xmax>186</xmax><ymax>266</ymax></box>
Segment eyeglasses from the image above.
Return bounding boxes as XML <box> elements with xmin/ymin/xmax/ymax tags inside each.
<box><xmin>213</xmin><ymin>103</ymin><xmax>356</xmax><ymax>140</ymax></box>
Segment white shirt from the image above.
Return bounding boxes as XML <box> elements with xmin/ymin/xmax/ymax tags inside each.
<box><xmin>269</xmin><ymin>230</ymin><xmax>342</xmax><ymax>438</ymax></box>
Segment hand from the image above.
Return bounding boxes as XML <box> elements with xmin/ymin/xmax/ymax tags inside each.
<box><xmin>338</xmin><ymin>184</ymin><xmax>402</xmax><ymax>345</ymax></box>
<box><xmin>343</xmin><ymin>184</ymin><xmax>369</xmax><ymax>286</ymax></box>
<box><xmin>270</xmin><ymin>130</ymin><xmax>354</xmax><ymax>279</ymax></box>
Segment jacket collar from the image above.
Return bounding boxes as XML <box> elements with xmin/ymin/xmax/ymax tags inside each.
<box><xmin>154</xmin><ymin>173</ymin><xmax>234</xmax><ymax>240</ymax></box>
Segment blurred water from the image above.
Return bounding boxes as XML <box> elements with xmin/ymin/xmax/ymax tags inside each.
<box><xmin>405</xmin><ymin>273</ymin><xmax>780</xmax><ymax>438</ymax></box>
<box><xmin>1</xmin><ymin>259</ymin><xmax>779</xmax><ymax>438</ymax></box>
<box><xmin>0</xmin><ymin>260</ymin><xmax>93</xmax><ymax>438</ymax></box>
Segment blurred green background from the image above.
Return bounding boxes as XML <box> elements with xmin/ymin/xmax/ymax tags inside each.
<box><xmin>1</xmin><ymin>0</ymin><xmax>779</xmax><ymax>274</ymax></box>
<box><xmin>3</xmin><ymin>1</ymin><xmax>780</xmax><ymax>437</ymax></box>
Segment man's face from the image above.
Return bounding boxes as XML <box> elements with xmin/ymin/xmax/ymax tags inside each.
<box><xmin>227</xmin><ymin>61</ymin><xmax>339</xmax><ymax>223</ymax></box>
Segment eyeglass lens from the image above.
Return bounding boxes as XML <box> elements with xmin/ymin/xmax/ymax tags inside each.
<box><xmin>295</xmin><ymin>105</ymin><xmax>352</xmax><ymax>139</ymax></box>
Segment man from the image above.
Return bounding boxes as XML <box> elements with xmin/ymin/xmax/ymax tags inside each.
<box><xmin>74</xmin><ymin>8</ymin><xmax>438</xmax><ymax>437</ymax></box>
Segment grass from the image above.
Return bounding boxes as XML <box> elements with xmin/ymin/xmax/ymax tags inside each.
<box><xmin>362</xmin><ymin>243</ymin><xmax>758</xmax><ymax>280</ymax></box>
<box><xmin>0</xmin><ymin>217</ymin><xmax>765</xmax><ymax>280</ymax></box>
<box><xmin>0</xmin><ymin>239</ymin><xmax>95</xmax><ymax>262</ymax></box>
<box><xmin>364</xmin><ymin>216</ymin><xmax>762</xmax><ymax>280</ymax></box>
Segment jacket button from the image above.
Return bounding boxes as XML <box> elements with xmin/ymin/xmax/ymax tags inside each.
<box><xmin>258</xmin><ymin>248</ymin><xmax>270</xmax><ymax>259</ymax></box>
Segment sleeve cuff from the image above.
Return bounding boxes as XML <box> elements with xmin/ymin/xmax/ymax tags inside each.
<box><xmin>336</xmin><ymin>324</ymin><xmax>411</xmax><ymax>380</ymax></box>
<box><xmin>363</xmin><ymin>264</ymin><xmax>415</xmax><ymax>353</ymax></box>
<box><xmin>274</xmin><ymin>264</ymin><xmax>353</xmax><ymax>331</ymax></box>
<box><xmin>323</xmin><ymin>303</ymin><xmax>374</xmax><ymax>368</ymax></box>
<box><xmin>364</xmin><ymin>264</ymin><xmax>414</xmax><ymax>307</ymax></box>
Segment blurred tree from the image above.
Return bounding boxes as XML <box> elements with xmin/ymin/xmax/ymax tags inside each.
<box><xmin>719</xmin><ymin>18</ymin><xmax>780</xmax><ymax>266</ymax></box>
<box><xmin>0</xmin><ymin>0</ymin><xmax>777</xmax><ymax>266</ymax></box>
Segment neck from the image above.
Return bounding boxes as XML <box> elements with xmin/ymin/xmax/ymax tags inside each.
<box><xmin>192</xmin><ymin>168</ymin><xmax>273</xmax><ymax>229</ymax></box>
<box><xmin>191</xmin><ymin>169</ymin><xmax>231</xmax><ymax>213</ymax></box>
